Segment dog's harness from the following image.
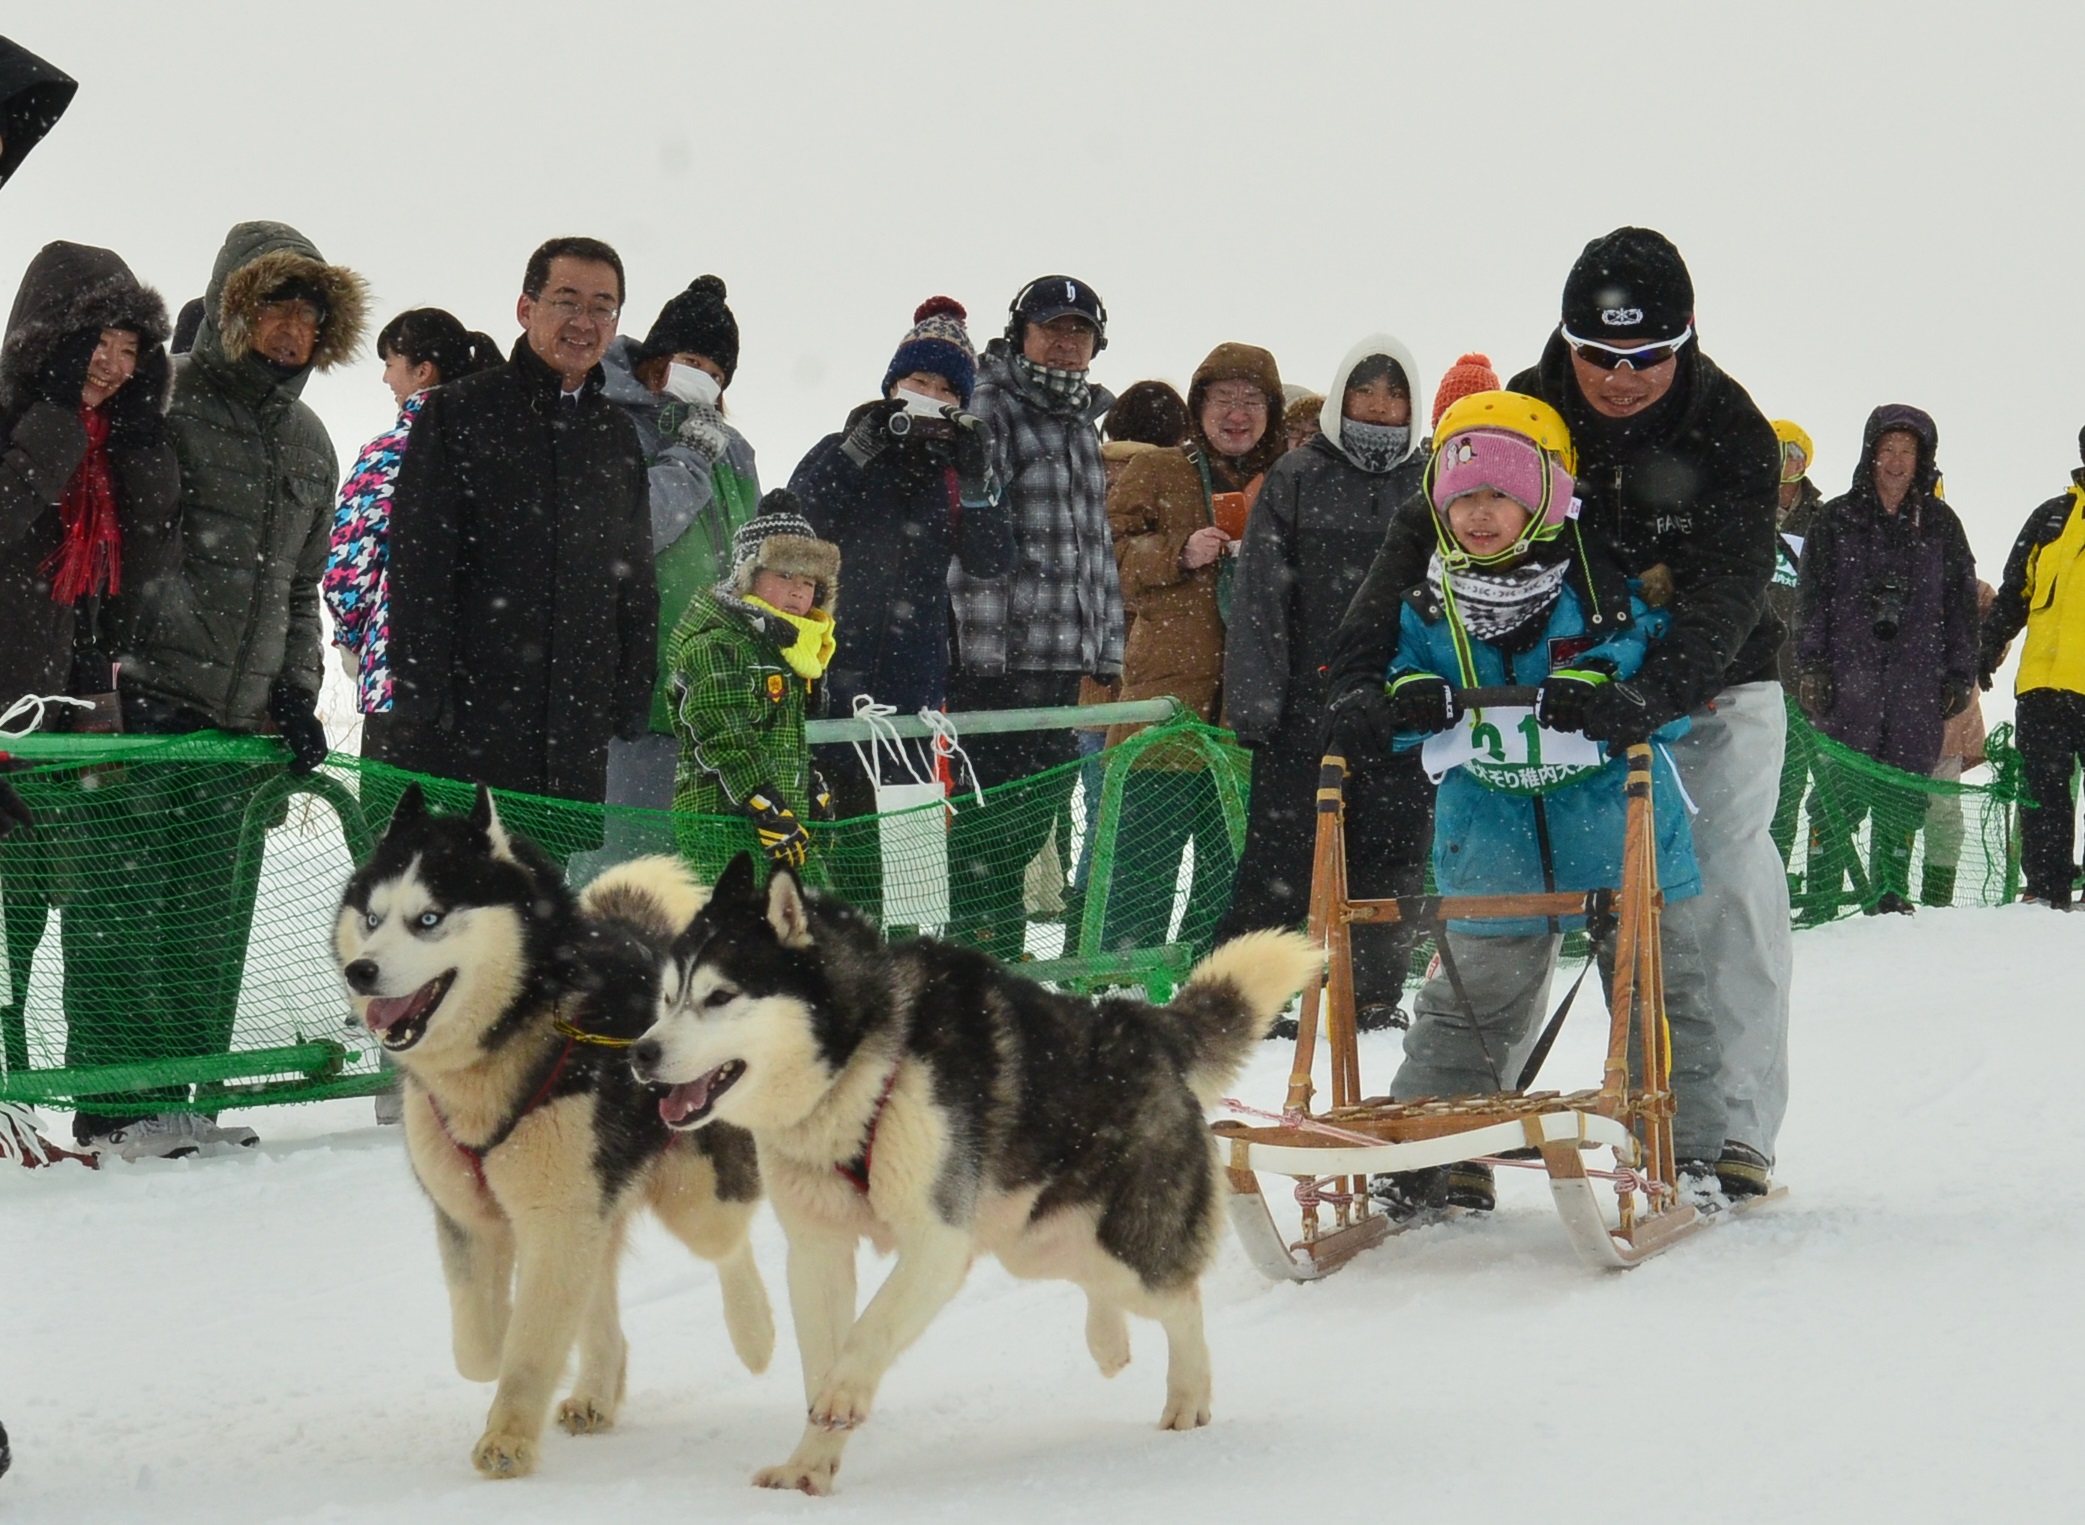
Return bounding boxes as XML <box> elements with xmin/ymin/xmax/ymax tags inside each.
<box><xmin>426</xmin><ymin>1037</ymin><xmax>578</xmax><ymax>1198</ymax></box>
<box><xmin>834</xmin><ymin>1065</ymin><xmax>901</xmax><ymax>1197</ymax></box>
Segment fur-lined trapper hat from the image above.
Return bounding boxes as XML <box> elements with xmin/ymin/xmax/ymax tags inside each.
<box><xmin>202</xmin><ymin>220</ymin><xmax>369</xmax><ymax>373</ymax></box>
<box><xmin>0</xmin><ymin>240</ymin><xmax>170</xmax><ymax>412</ymax></box>
<box><xmin>727</xmin><ymin>489</ymin><xmax>840</xmax><ymax>612</ymax></box>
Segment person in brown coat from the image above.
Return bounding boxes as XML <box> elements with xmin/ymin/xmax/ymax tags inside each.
<box><xmin>1097</xmin><ymin>344</ymin><xmax>1283</xmax><ymax>956</ymax></box>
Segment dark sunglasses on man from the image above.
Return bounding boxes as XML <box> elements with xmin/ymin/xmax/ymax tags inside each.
<box><xmin>1561</xmin><ymin>324</ymin><xmax>1694</xmax><ymax>371</ymax></box>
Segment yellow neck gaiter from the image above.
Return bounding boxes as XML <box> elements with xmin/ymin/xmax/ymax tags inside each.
<box><xmin>745</xmin><ymin>597</ymin><xmax>836</xmax><ymax>679</ymax></box>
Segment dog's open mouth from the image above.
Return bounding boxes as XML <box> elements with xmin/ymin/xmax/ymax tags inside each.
<box><xmin>362</xmin><ymin>972</ymin><xmax>455</xmax><ymax>1052</ymax></box>
<box><xmin>659</xmin><ymin>1060</ymin><xmax>746</xmax><ymax>1130</ymax></box>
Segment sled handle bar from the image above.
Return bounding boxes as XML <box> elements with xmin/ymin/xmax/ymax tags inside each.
<box><xmin>1451</xmin><ymin>685</ymin><xmax>1541</xmax><ymax>707</ymax></box>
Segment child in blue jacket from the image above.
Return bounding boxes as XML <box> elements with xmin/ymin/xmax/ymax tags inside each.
<box><xmin>1372</xmin><ymin>392</ymin><xmax>1724</xmax><ymax>1214</ymax></box>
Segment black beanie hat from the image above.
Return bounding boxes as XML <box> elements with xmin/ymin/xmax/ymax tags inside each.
<box><xmin>638</xmin><ymin>275</ymin><xmax>740</xmax><ymax>384</ymax></box>
<box><xmin>2077</xmin><ymin>424</ymin><xmax>2085</xmax><ymax>465</ymax></box>
<box><xmin>1561</xmin><ymin>227</ymin><xmax>1693</xmax><ymax>345</ymax></box>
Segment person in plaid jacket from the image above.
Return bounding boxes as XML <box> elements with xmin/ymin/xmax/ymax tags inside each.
<box><xmin>667</xmin><ymin>494</ymin><xmax>839</xmax><ymax>878</ymax></box>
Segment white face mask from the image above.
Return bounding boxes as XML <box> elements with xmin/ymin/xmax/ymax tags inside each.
<box><xmin>663</xmin><ymin>362</ymin><xmax>722</xmax><ymax>408</ymax></box>
<box><xmin>893</xmin><ymin>385</ymin><xmax>952</xmax><ymax>417</ymax></box>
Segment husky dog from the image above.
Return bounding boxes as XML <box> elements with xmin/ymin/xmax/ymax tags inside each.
<box><xmin>632</xmin><ymin>854</ymin><xmax>1320</xmax><ymax>1494</ymax></box>
<box><xmin>335</xmin><ymin>786</ymin><xmax>772</xmax><ymax>1479</ymax></box>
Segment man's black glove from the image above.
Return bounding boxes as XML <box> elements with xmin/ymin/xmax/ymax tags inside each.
<box><xmin>267</xmin><ymin>682</ymin><xmax>329</xmax><ymax>775</ymax></box>
<box><xmin>1385</xmin><ymin>674</ymin><xmax>1464</xmax><ymax>737</ymax></box>
<box><xmin>840</xmin><ymin>398</ymin><xmax>908</xmax><ymax>469</ymax></box>
<box><xmin>104</xmin><ymin>346</ymin><xmax>170</xmax><ymax>451</ymax></box>
<box><xmin>1942</xmin><ymin>679</ymin><xmax>1974</xmax><ymax>719</ymax></box>
<box><xmin>948</xmin><ymin>411</ymin><xmax>994</xmax><ymax>502</ymax></box>
<box><xmin>1534</xmin><ymin>661</ymin><xmax>1617</xmax><ymax>734</ymax></box>
<box><xmin>34</xmin><ymin>328</ymin><xmax>100</xmax><ymax>406</ymax></box>
<box><xmin>1578</xmin><ymin>677</ymin><xmax>1669</xmax><ymax>749</ymax></box>
<box><xmin>1976</xmin><ymin>665</ymin><xmax>1995</xmax><ymax>693</ymax></box>
<box><xmin>1798</xmin><ymin>670</ymin><xmax>1834</xmax><ymax>721</ymax></box>
<box><xmin>810</xmin><ymin>769</ymin><xmax>837</xmax><ymax>824</ymax></box>
<box><xmin>746</xmin><ymin>787</ymin><xmax>809</xmax><ymax>869</ymax></box>
<box><xmin>0</xmin><ymin>755</ymin><xmax>34</xmax><ymax>840</ymax></box>
<box><xmin>1321</xmin><ymin>681</ymin><xmax>1397</xmax><ymax>761</ymax></box>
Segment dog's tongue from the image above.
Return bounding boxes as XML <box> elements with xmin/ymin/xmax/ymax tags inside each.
<box><xmin>364</xmin><ymin>981</ymin><xmax>434</xmax><ymax>1034</ymax></box>
<box><xmin>660</xmin><ymin>1072</ymin><xmax>717</xmax><ymax>1127</ymax></box>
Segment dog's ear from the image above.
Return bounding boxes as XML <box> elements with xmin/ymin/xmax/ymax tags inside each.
<box><xmin>765</xmin><ymin>866</ymin><xmax>811</xmax><ymax>948</ymax></box>
<box><xmin>468</xmin><ymin>783</ymin><xmax>516</xmax><ymax>862</ymax></box>
<box><xmin>713</xmin><ymin>852</ymin><xmax>759</xmax><ymax>907</ymax></box>
<box><xmin>387</xmin><ymin>782</ymin><xmax>428</xmax><ymax>834</ymax></box>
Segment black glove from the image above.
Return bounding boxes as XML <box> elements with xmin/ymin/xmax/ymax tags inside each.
<box><xmin>0</xmin><ymin>755</ymin><xmax>34</xmax><ymax>840</ymax></box>
<box><xmin>1976</xmin><ymin>658</ymin><xmax>1997</xmax><ymax>692</ymax></box>
<box><xmin>810</xmin><ymin>769</ymin><xmax>837</xmax><ymax>824</ymax></box>
<box><xmin>746</xmin><ymin>787</ymin><xmax>809</xmax><ymax>869</ymax></box>
<box><xmin>1534</xmin><ymin>661</ymin><xmax>1617</xmax><ymax>734</ymax></box>
<box><xmin>1942</xmin><ymin>679</ymin><xmax>1973</xmax><ymax>719</ymax></box>
<box><xmin>1579</xmin><ymin>677</ymin><xmax>1668</xmax><ymax>749</ymax></box>
<box><xmin>34</xmin><ymin>328</ymin><xmax>100</xmax><ymax>406</ymax></box>
<box><xmin>267</xmin><ymin>682</ymin><xmax>329</xmax><ymax>775</ymax></box>
<box><xmin>1321</xmin><ymin>681</ymin><xmax>1397</xmax><ymax>761</ymax></box>
<box><xmin>948</xmin><ymin>411</ymin><xmax>994</xmax><ymax>502</ymax></box>
<box><xmin>1385</xmin><ymin>674</ymin><xmax>1464</xmax><ymax>737</ymax></box>
<box><xmin>1798</xmin><ymin>670</ymin><xmax>1834</xmax><ymax>721</ymax></box>
<box><xmin>104</xmin><ymin>346</ymin><xmax>171</xmax><ymax>451</ymax></box>
<box><xmin>7</xmin><ymin>400</ymin><xmax>89</xmax><ymax>488</ymax></box>
<box><xmin>840</xmin><ymin>398</ymin><xmax>908</xmax><ymax>469</ymax></box>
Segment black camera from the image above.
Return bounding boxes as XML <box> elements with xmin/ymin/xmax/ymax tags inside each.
<box><xmin>1867</xmin><ymin>572</ymin><xmax>1911</xmax><ymax>641</ymax></box>
<box><xmin>887</xmin><ymin>404</ymin><xmax>955</xmax><ymax>442</ymax></box>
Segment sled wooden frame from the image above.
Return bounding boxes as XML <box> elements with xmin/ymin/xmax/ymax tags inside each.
<box><xmin>1216</xmin><ymin>702</ymin><xmax>1711</xmax><ymax>1277</ymax></box>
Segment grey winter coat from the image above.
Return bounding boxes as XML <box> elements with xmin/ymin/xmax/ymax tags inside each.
<box><xmin>1795</xmin><ymin>405</ymin><xmax>1978</xmax><ymax>774</ymax></box>
<box><xmin>121</xmin><ymin>221</ymin><xmax>368</xmax><ymax>727</ymax></box>
<box><xmin>0</xmin><ymin>241</ymin><xmax>178</xmax><ymax>704</ymax></box>
<box><xmin>1225</xmin><ymin>335</ymin><xmax>1429</xmax><ymax>744</ymax></box>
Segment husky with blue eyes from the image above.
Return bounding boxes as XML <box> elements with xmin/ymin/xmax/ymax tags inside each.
<box><xmin>334</xmin><ymin>783</ymin><xmax>771</xmax><ymax>1481</ymax></box>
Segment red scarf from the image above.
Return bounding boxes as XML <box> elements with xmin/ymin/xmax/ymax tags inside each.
<box><xmin>42</xmin><ymin>404</ymin><xmax>121</xmax><ymax>603</ymax></box>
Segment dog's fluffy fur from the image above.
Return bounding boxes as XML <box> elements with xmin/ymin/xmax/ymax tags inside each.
<box><xmin>633</xmin><ymin>855</ymin><xmax>1320</xmax><ymax>1494</ymax></box>
<box><xmin>335</xmin><ymin>787</ymin><xmax>772</xmax><ymax>1480</ymax></box>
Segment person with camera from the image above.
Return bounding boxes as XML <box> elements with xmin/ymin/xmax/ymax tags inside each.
<box><xmin>789</xmin><ymin>298</ymin><xmax>1011</xmax><ymax>822</ymax></box>
<box><xmin>1794</xmin><ymin>404</ymin><xmax>1978</xmax><ymax>917</ymax></box>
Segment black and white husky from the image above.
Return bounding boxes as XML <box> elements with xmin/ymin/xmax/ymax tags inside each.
<box><xmin>631</xmin><ymin>854</ymin><xmax>1320</xmax><ymax>1495</ymax></box>
<box><xmin>334</xmin><ymin>786</ymin><xmax>772</xmax><ymax>1480</ymax></box>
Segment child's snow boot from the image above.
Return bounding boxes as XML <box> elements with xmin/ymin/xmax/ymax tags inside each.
<box><xmin>1369</xmin><ymin>1166</ymin><xmax>1447</xmax><ymax>1221</ymax></box>
<box><xmin>1715</xmin><ymin>1141</ymin><xmax>1773</xmax><ymax>1200</ymax></box>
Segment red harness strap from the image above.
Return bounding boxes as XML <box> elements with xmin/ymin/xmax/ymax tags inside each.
<box><xmin>834</xmin><ymin>1066</ymin><xmax>901</xmax><ymax>1197</ymax></box>
<box><xmin>427</xmin><ymin>1037</ymin><xmax>577</xmax><ymax>1198</ymax></box>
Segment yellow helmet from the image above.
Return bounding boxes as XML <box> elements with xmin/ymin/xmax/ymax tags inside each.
<box><xmin>1771</xmin><ymin>418</ymin><xmax>1814</xmax><ymax>475</ymax></box>
<box><xmin>1432</xmin><ymin>389</ymin><xmax>1577</xmax><ymax>476</ymax></box>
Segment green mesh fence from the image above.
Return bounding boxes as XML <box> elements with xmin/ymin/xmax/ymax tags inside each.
<box><xmin>0</xmin><ymin>716</ymin><xmax>1249</xmax><ymax>1115</ymax></box>
<box><xmin>0</xmin><ymin>700</ymin><xmax>2040</xmax><ymax>1115</ymax></box>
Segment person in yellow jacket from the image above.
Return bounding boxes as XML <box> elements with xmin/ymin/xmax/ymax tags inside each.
<box><xmin>1979</xmin><ymin>428</ymin><xmax>2085</xmax><ymax>906</ymax></box>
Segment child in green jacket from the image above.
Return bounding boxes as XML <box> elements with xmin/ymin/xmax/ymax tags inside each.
<box><xmin>667</xmin><ymin>493</ymin><xmax>840</xmax><ymax>878</ymax></box>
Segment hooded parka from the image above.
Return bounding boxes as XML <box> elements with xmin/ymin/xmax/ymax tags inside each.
<box><xmin>0</xmin><ymin>241</ymin><xmax>178</xmax><ymax>702</ymax></box>
<box><xmin>385</xmin><ymin>335</ymin><xmax>657</xmax><ymax>802</ymax></box>
<box><xmin>1795</xmin><ymin>405</ymin><xmax>1977</xmax><ymax>774</ymax></box>
<box><xmin>1106</xmin><ymin>343</ymin><xmax>1284</xmax><ymax>741</ymax></box>
<box><xmin>120</xmin><ymin>221</ymin><xmax>368</xmax><ymax>728</ymax></box>
<box><xmin>0</xmin><ymin>38</ymin><xmax>75</xmax><ymax>188</ymax></box>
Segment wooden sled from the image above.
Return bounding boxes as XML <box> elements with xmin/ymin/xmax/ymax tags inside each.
<box><xmin>1217</xmin><ymin>689</ymin><xmax>1776</xmax><ymax>1278</ymax></box>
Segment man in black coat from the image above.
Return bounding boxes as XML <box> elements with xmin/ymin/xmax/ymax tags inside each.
<box><xmin>386</xmin><ymin>238</ymin><xmax>657</xmax><ymax>812</ymax></box>
<box><xmin>1324</xmin><ymin>228</ymin><xmax>1789</xmax><ymax>1197</ymax></box>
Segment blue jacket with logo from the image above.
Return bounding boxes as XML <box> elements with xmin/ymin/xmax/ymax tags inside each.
<box><xmin>1387</xmin><ymin>547</ymin><xmax>1699</xmax><ymax>936</ymax></box>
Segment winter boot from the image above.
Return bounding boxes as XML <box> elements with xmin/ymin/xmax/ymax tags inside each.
<box><xmin>1354</xmin><ymin>1002</ymin><xmax>1409</xmax><ymax>1033</ymax></box>
<box><xmin>1919</xmin><ymin>863</ymin><xmax>1957</xmax><ymax>908</ymax></box>
<box><xmin>1443</xmin><ymin>1160</ymin><xmax>1496</xmax><ymax>1212</ymax></box>
<box><xmin>1715</xmin><ymin>1141</ymin><xmax>1773</xmax><ymax>1200</ymax></box>
<box><xmin>1675</xmin><ymin>1158</ymin><xmax>1727</xmax><ymax>1212</ymax></box>
<box><xmin>1863</xmin><ymin>891</ymin><xmax>1915</xmax><ymax>916</ymax></box>
<box><xmin>1369</xmin><ymin>1166</ymin><xmax>1448</xmax><ymax>1221</ymax></box>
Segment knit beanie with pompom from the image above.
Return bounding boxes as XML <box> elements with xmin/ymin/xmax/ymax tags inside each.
<box><xmin>1430</xmin><ymin>352</ymin><xmax>1501</xmax><ymax>428</ymax></box>
<box><xmin>881</xmin><ymin>296</ymin><xmax>977</xmax><ymax>405</ymax></box>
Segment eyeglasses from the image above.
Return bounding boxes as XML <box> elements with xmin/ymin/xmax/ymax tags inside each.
<box><xmin>1561</xmin><ymin>324</ymin><xmax>1693</xmax><ymax>372</ymax></box>
<box><xmin>1207</xmin><ymin>390</ymin><xmax>1269</xmax><ymax>417</ymax></box>
<box><xmin>541</xmin><ymin>296</ymin><xmax>621</xmax><ymax>324</ymax></box>
<box><xmin>257</xmin><ymin>299</ymin><xmax>322</xmax><ymax>327</ymax></box>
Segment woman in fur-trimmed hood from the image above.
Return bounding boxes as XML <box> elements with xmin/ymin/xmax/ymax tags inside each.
<box><xmin>120</xmin><ymin>219</ymin><xmax>368</xmax><ymax>737</ymax></box>
<box><xmin>0</xmin><ymin>240</ymin><xmax>180</xmax><ymax>707</ymax></box>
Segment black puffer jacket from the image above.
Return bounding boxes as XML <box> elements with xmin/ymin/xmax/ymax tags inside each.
<box><xmin>0</xmin><ymin>38</ymin><xmax>75</xmax><ymax>188</ymax></box>
<box><xmin>386</xmin><ymin>338</ymin><xmax>657</xmax><ymax>802</ymax></box>
<box><xmin>1328</xmin><ymin>339</ymin><xmax>1780</xmax><ymax>724</ymax></box>
<box><xmin>0</xmin><ymin>241</ymin><xmax>178</xmax><ymax>705</ymax></box>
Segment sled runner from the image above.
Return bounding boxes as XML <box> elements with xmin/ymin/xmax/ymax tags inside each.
<box><xmin>1215</xmin><ymin>687</ymin><xmax>1776</xmax><ymax>1278</ymax></box>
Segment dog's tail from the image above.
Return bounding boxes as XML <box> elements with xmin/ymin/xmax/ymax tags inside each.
<box><xmin>1172</xmin><ymin>930</ymin><xmax>1323</xmax><ymax>1105</ymax></box>
<box><xmin>578</xmin><ymin>855</ymin><xmax>709</xmax><ymax>943</ymax></box>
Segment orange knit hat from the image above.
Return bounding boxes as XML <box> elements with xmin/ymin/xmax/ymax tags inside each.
<box><xmin>1430</xmin><ymin>352</ymin><xmax>1501</xmax><ymax>428</ymax></box>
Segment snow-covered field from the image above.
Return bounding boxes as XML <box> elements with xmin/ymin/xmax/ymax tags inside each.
<box><xmin>4</xmin><ymin>906</ymin><xmax>2079</xmax><ymax>1523</ymax></box>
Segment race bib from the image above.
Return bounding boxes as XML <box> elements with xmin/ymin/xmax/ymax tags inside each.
<box><xmin>1772</xmin><ymin>532</ymin><xmax>1803</xmax><ymax>589</ymax></box>
<box><xmin>1420</xmin><ymin>705</ymin><xmax>1605</xmax><ymax>795</ymax></box>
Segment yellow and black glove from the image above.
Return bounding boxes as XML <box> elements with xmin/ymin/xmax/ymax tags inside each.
<box><xmin>746</xmin><ymin>787</ymin><xmax>809</xmax><ymax>869</ymax></box>
<box><xmin>810</xmin><ymin>769</ymin><xmax>837</xmax><ymax>824</ymax></box>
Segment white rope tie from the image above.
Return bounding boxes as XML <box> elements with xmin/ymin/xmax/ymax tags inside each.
<box><xmin>0</xmin><ymin>693</ymin><xmax>93</xmax><ymax>738</ymax></box>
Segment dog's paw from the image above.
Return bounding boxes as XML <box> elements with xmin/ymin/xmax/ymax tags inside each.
<box><xmin>1086</xmin><ymin>1302</ymin><xmax>1131</xmax><ymax>1378</ymax></box>
<box><xmin>753</xmin><ymin>1457</ymin><xmax>839</xmax><ymax>1495</ymax></box>
<box><xmin>808</xmin><ymin>1374</ymin><xmax>874</xmax><ymax>1432</ymax></box>
<box><xmin>471</xmin><ymin>1429</ymin><xmax>539</xmax><ymax>1478</ymax></box>
<box><xmin>1157</xmin><ymin>1389</ymin><xmax>1212</xmax><ymax>1431</ymax></box>
<box><xmin>557</xmin><ymin>1396</ymin><xmax>616</xmax><ymax>1435</ymax></box>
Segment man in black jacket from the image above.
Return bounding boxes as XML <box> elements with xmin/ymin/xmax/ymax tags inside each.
<box><xmin>387</xmin><ymin>238</ymin><xmax>657</xmax><ymax>816</ymax></box>
<box><xmin>1324</xmin><ymin>229</ymin><xmax>1788</xmax><ymax>1197</ymax></box>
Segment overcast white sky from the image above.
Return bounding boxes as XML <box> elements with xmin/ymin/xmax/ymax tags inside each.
<box><xmin>6</xmin><ymin>1</ymin><xmax>2081</xmax><ymax>702</ymax></box>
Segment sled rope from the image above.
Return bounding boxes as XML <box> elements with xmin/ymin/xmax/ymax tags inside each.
<box><xmin>1476</xmin><ymin>1151</ymin><xmax>1672</xmax><ymax>1202</ymax></box>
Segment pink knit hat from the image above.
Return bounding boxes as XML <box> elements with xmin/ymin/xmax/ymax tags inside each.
<box><xmin>1429</xmin><ymin>427</ymin><xmax>1576</xmax><ymax>526</ymax></box>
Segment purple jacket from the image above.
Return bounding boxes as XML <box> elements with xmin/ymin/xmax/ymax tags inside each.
<box><xmin>1795</xmin><ymin>404</ymin><xmax>1978</xmax><ymax>774</ymax></box>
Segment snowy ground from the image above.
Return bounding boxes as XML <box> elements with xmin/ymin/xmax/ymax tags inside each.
<box><xmin>4</xmin><ymin>907</ymin><xmax>2081</xmax><ymax>1523</ymax></box>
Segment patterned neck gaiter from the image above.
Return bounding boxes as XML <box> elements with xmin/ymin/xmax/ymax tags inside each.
<box><xmin>1338</xmin><ymin>418</ymin><xmax>1410</xmax><ymax>473</ymax></box>
<box><xmin>1012</xmin><ymin>353</ymin><xmax>1091</xmax><ymax>416</ymax></box>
